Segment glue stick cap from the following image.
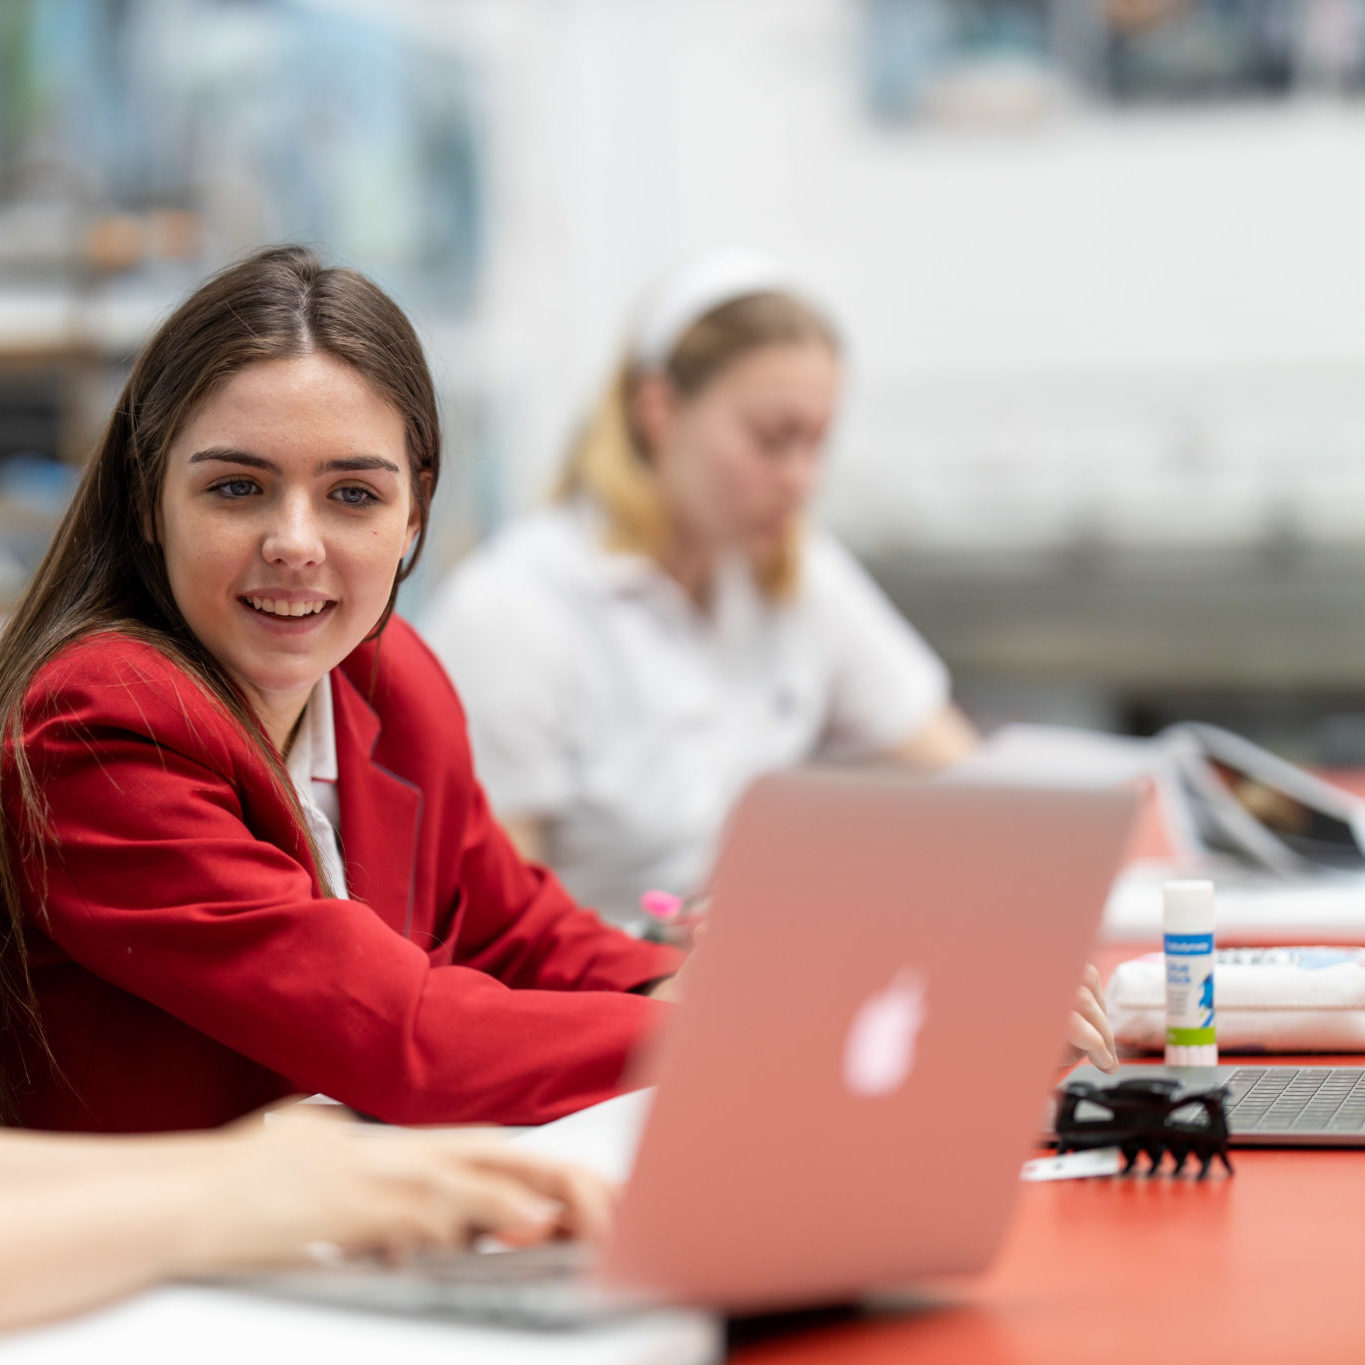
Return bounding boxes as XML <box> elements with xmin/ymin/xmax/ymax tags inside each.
<box><xmin>1163</xmin><ymin>880</ymin><xmax>1214</xmax><ymax>934</ymax></box>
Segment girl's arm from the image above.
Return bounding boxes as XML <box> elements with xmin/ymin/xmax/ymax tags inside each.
<box><xmin>16</xmin><ymin>639</ymin><xmax>677</xmax><ymax>1128</ymax></box>
<box><xmin>0</xmin><ymin>1110</ymin><xmax>613</xmax><ymax>1334</ymax></box>
<box><xmin>883</xmin><ymin>701</ymin><xmax>980</xmax><ymax>771</ymax></box>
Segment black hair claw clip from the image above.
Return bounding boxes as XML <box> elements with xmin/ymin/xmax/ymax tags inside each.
<box><xmin>1055</xmin><ymin>1075</ymin><xmax>1235</xmax><ymax>1178</ymax></box>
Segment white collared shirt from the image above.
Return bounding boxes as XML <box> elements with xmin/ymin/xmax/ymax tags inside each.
<box><xmin>285</xmin><ymin>678</ymin><xmax>348</xmax><ymax>900</ymax></box>
<box><xmin>423</xmin><ymin>501</ymin><xmax>949</xmax><ymax>923</ymax></box>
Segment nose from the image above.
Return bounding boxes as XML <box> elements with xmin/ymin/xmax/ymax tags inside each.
<box><xmin>261</xmin><ymin>491</ymin><xmax>325</xmax><ymax>568</ymax></box>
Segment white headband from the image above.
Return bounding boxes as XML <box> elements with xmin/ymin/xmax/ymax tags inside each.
<box><xmin>630</xmin><ymin>248</ymin><xmax>792</xmax><ymax>371</ymax></box>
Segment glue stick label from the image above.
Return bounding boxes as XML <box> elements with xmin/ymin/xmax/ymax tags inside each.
<box><xmin>1165</xmin><ymin>930</ymin><xmax>1216</xmax><ymax>1048</ymax></box>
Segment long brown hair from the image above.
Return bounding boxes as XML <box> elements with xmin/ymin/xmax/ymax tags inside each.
<box><xmin>554</xmin><ymin>291</ymin><xmax>838</xmax><ymax>598</ymax></box>
<box><xmin>0</xmin><ymin>245</ymin><xmax>442</xmax><ymax>1121</ymax></box>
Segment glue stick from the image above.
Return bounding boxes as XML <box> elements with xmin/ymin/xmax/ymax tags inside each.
<box><xmin>1163</xmin><ymin>880</ymin><xmax>1218</xmax><ymax>1067</ymax></box>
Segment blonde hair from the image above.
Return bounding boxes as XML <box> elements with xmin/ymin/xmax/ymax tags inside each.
<box><xmin>555</xmin><ymin>291</ymin><xmax>839</xmax><ymax>599</ymax></box>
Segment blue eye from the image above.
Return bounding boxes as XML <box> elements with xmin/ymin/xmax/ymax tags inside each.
<box><xmin>212</xmin><ymin>478</ymin><xmax>258</xmax><ymax>499</ymax></box>
<box><xmin>334</xmin><ymin>485</ymin><xmax>379</xmax><ymax>508</ymax></box>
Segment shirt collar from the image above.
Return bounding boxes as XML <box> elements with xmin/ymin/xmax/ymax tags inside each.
<box><xmin>568</xmin><ymin>497</ymin><xmax>760</xmax><ymax>627</ymax></box>
<box><xmin>285</xmin><ymin>676</ymin><xmax>339</xmax><ymax>788</ymax></box>
<box><xmin>568</xmin><ymin>498</ymin><xmax>661</xmax><ymax>596</ymax></box>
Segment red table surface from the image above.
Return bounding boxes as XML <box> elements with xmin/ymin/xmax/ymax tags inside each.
<box><xmin>735</xmin><ymin>1144</ymin><xmax>1365</xmax><ymax>1365</ymax></box>
<box><xmin>732</xmin><ymin>774</ymin><xmax>1365</xmax><ymax>1364</ymax></box>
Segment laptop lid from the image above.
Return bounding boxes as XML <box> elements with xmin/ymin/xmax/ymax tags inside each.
<box><xmin>602</xmin><ymin>771</ymin><xmax>1137</xmax><ymax>1312</ymax></box>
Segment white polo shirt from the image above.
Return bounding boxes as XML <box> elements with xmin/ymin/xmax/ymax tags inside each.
<box><xmin>422</xmin><ymin>501</ymin><xmax>950</xmax><ymax>923</ymax></box>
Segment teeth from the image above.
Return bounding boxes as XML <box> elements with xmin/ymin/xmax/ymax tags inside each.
<box><xmin>246</xmin><ymin>597</ymin><xmax>328</xmax><ymax>618</ymax></box>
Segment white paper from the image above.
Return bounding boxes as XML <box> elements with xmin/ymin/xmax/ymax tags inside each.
<box><xmin>1021</xmin><ymin>1148</ymin><xmax>1123</xmax><ymax>1181</ymax></box>
<box><xmin>947</xmin><ymin>724</ymin><xmax>1159</xmax><ymax>790</ymax></box>
<box><xmin>509</xmin><ymin>1089</ymin><xmax>655</xmax><ymax>1184</ymax></box>
<box><xmin>0</xmin><ymin>1285</ymin><xmax>721</xmax><ymax>1365</ymax></box>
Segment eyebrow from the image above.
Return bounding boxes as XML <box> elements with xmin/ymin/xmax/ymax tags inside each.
<box><xmin>187</xmin><ymin>447</ymin><xmax>402</xmax><ymax>476</ymax></box>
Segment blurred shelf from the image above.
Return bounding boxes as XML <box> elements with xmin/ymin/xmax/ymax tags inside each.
<box><xmin>866</xmin><ymin>544</ymin><xmax>1365</xmax><ymax>693</ymax></box>
<box><xmin>0</xmin><ymin>279</ymin><xmax>189</xmax><ymax>360</ymax></box>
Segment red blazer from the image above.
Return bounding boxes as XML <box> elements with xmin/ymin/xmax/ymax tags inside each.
<box><xmin>5</xmin><ymin>618</ymin><xmax>680</xmax><ymax>1132</ymax></box>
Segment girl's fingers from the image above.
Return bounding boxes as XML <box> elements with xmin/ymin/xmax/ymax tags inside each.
<box><xmin>452</xmin><ymin>1148</ymin><xmax>618</xmax><ymax>1244</ymax></box>
<box><xmin>1068</xmin><ymin>1009</ymin><xmax>1118</xmax><ymax>1073</ymax></box>
<box><xmin>1075</xmin><ymin>983</ymin><xmax>1108</xmax><ymax>1031</ymax></box>
<box><xmin>1066</xmin><ymin>1013</ymin><xmax>1107</xmax><ymax>1068</ymax></box>
<box><xmin>1081</xmin><ymin>962</ymin><xmax>1106</xmax><ymax>1011</ymax></box>
<box><xmin>425</xmin><ymin>1166</ymin><xmax>564</xmax><ymax>1245</ymax></box>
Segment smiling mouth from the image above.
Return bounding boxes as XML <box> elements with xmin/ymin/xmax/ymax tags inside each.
<box><xmin>241</xmin><ymin>596</ymin><xmax>335</xmax><ymax>619</ymax></box>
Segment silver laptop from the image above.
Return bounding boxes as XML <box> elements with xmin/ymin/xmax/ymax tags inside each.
<box><xmin>1067</xmin><ymin>1062</ymin><xmax>1365</xmax><ymax>1145</ymax></box>
<box><xmin>221</xmin><ymin>772</ymin><xmax>1136</xmax><ymax>1324</ymax></box>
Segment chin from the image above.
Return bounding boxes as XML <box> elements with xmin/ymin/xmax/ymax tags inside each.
<box><xmin>227</xmin><ymin>648</ymin><xmax>333</xmax><ymax>695</ymax></box>
<box><xmin>749</xmin><ymin>525</ymin><xmax>790</xmax><ymax>553</ymax></box>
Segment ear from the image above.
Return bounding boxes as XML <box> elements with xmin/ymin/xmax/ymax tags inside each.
<box><xmin>629</xmin><ymin>373</ymin><xmax>678</xmax><ymax>458</ymax></box>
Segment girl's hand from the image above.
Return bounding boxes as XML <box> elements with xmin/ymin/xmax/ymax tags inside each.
<box><xmin>1062</xmin><ymin>963</ymin><xmax>1118</xmax><ymax>1073</ymax></box>
<box><xmin>178</xmin><ymin>1108</ymin><xmax>617</xmax><ymax>1274</ymax></box>
<box><xmin>645</xmin><ymin>918</ymin><xmax>708</xmax><ymax>1003</ymax></box>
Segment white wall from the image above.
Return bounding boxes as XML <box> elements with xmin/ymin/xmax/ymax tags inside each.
<box><xmin>442</xmin><ymin>0</ymin><xmax>1365</xmax><ymax>556</ymax></box>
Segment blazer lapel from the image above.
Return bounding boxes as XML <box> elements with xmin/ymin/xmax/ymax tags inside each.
<box><xmin>331</xmin><ymin>670</ymin><xmax>423</xmax><ymax>939</ymax></box>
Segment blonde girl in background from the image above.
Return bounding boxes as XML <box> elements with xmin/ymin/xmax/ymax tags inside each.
<box><xmin>424</xmin><ymin>251</ymin><xmax>979</xmax><ymax>926</ymax></box>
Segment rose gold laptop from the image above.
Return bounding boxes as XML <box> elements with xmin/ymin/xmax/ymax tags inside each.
<box><xmin>226</xmin><ymin>772</ymin><xmax>1136</xmax><ymax>1322</ymax></box>
<box><xmin>600</xmin><ymin>771</ymin><xmax>1135</xmax><ymax>1310</ymax></box>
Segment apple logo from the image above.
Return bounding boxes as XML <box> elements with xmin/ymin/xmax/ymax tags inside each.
<box><xmin>842</xmin><ymin>967</ymin><xmax>929</xmax><ymax>1098</ymax></box>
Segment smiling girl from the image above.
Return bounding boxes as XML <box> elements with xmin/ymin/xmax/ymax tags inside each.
<box><xmin>0</xmin><ymin>245</ymin><xmax>680</xmax><ymax>1133</ymax></box>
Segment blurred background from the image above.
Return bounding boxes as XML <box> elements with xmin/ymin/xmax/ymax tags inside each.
<box><xmin>4</xmin><ymin>0</ymin><xmax>1365</xmax><ymax>757</ymax></box>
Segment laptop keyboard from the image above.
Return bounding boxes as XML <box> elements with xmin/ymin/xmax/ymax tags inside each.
<box><xmin>221</xmin><ymin>1240</ymin><xmax>631</xmax><ymax>1330</ymax></box>
<box><xmin>1223</xmin><ymin>1067</ymin><xmax>1365</xmax><ymax>1135</ymax></box>
<box><xmin>414</xmin><ymin>1241</ymin><xmax>613</xmax><ymax>1327</ymax></box>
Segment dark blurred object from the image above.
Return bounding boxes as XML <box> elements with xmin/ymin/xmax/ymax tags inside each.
<box><xmin>1105</xmin><ymin>0</ymin><xmax>1365</xmax><ymax>100</ymax></box>
<box><xmin>1056</xmin><ymin>1075</ymin><xmax>1235</xmax><ymax>1177</ymax></box>
<box><xmin>0</xmin><ymin>374</ymin><xmax>60</xmax><ymax>462</ymax></box>
<box><xmin>1122</xmin><ymin>693</ymin><xmax>1365</xmax><ymax>769</ymax></box>
<box><xmin>862</xmin><ymin>0</ymin><xmax>1365</xmax><ymax>120</ymax></box>
<box><xmin>1106</xmin><ymin>0</ymin><xmax>1296</xmax><ymax>99</ymax></box>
